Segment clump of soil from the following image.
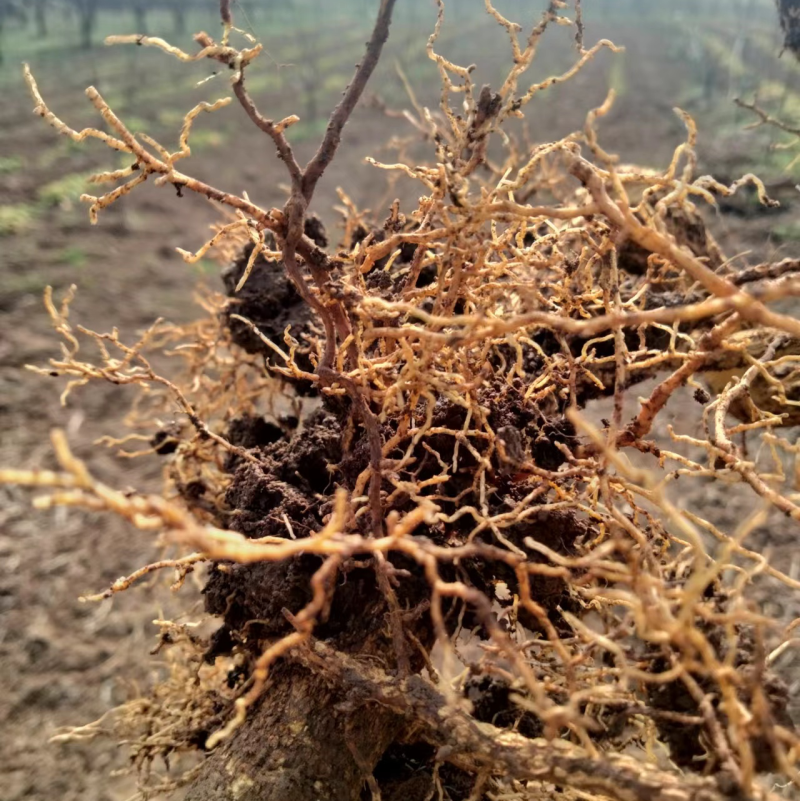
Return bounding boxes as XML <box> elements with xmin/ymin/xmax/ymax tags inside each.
<box><xmin>648</xmin><ymin>622</ymin><xmax>794</xmax><ymax>773</ymax></box>
<box><xmin>226</xmin><ymin>414</ymin><xmax>284</xmax><ymax>451</ymax></box>
<box><xmin>618</xmin><ymin>198</ymin><xmax>724</xmax><ymax>276</ymax></box>
<box><xmin>465</xmin><ymin>675</ymin><xmax>543</xmax><ymax>739</ymax></box>
<box><xmin>457</xmin><ymin>507</ymin><xmax>587</xmax><ymax>635</ymax></box>
<box><xmin>200</xmin><ymin>371</ymin><xmax>591</xmax><ymax>666</ymax></box>
<box><xmin>202</xmin><ymin>406</ymin><xmax>435</xmax><ymax>662</ymax></box>
<box><xmin>221</xmin><ymin>217</ymin><xmax>331</xmax><ymax>378</ymax></box>
<box><xmin>222</xmin><ymin>242</ymin><xmax>313</xmax><ymax>360</ymax></box>
<box><xmin>304</xmin><ymin>213</ymin><xmax>329</xmax><ymax>248</ymax></box>
<box><xmin>368</xmin><ymin>742</ymin><xmax>483</xmax><ymax>801</ymax></box>
<box><xmin>150</xmin><ymin>421</ymin><xmax>182</xmax><ymax>454</ymax></box>
<box><xmin>198</xmin><ymin>356</ymin><xmax>592</xmax><ymax>669</ymax></box>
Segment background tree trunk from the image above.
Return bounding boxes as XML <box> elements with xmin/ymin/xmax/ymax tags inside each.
<box><xmin>79</xmin><ymin>10</ymin><xmax>93</xmax><ymax>49</ymax></box>
<box><xmin>172</xmin><ymin>4</ymin><xmax>185</xmax><ymax>35</ymax></box>
<box><xmin>34</xmin><ymin>0</ymin><xmax>47</xmax><ymax>38</ymax></box>
<box><xmin>133</xmin><ymin>3</ymin><xmax>147</xmax><ymax>34</ymax></box>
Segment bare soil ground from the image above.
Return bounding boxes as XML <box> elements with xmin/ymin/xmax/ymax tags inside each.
<box><xmin>1</xmin><ymin>4</ymin><xmax>799</xmax><ymax>798</ymax></box>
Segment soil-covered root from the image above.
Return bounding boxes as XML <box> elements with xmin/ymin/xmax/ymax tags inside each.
<box><xmin>221</xmin><ymin>220</ymin><xmax>329</xmax><ymax>384</ymax></box>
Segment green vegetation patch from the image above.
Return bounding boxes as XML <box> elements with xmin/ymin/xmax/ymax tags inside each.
<box><xmin>772</xmin><ymin>221</ymin><xmax>800</xmax><ymax>242</ymax></box>
<box><xmin>37</xmin><ymin>172</ymin><xmax>93</xmax><ymax>208</ymax></box>
<box><xmin>0</xmin><ymin>204</ymin><xmax>37</xmax><ymax>237</ymax></box>
<box><xmin>58</xmin><ymin>246</ymin><xmax>89</xmax><ymax>269</ymax></box>
<box><xmin>608</xmin><ymin>52</ymin><xmax>627</xmax><ymax>98</ymax></box>
<box><xmin>0</xmin><ymin>155</ymin><xmax>25</xmax><ymax>175</ymax></box>
<box><xmin>288</xmin><ymin>117</ymin><xmax>328</xmax><ymax>143</ymax></box>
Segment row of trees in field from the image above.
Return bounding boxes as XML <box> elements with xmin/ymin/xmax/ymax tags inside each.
<box><xmin>0</xmin><ymin>0</ymin><xmax>288</xmax><ymax>52</ymax></box>
<box><xmin>2</xmin><ymin>0</ymin><xmax>776</xmax><ymax>59</ymax></box>
<box><xmin>0</xmin><ymin>0</ymin><xmax>422</xmax><ymax>63</ymax></box>
<box><xmin>1</xmin><ymin>1</ymin><xmax>221</xmax><ymax>48</ymax></box>
<box><xmin>0</xmin><ymin>0</ymin><xmax>395</xmax><ymax>56</ymax></box>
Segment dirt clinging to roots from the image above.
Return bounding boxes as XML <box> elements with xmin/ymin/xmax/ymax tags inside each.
<box><xmin>221</xmin><ymin>221</ymin><xmax>329</xmax><ymax>383</ymax></box>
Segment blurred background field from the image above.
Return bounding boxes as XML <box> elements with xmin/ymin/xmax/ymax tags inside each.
<box><xmin>1</xmin><ymin>1</ymin><xmax>800</xmax><ymax>798</ymax></box>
